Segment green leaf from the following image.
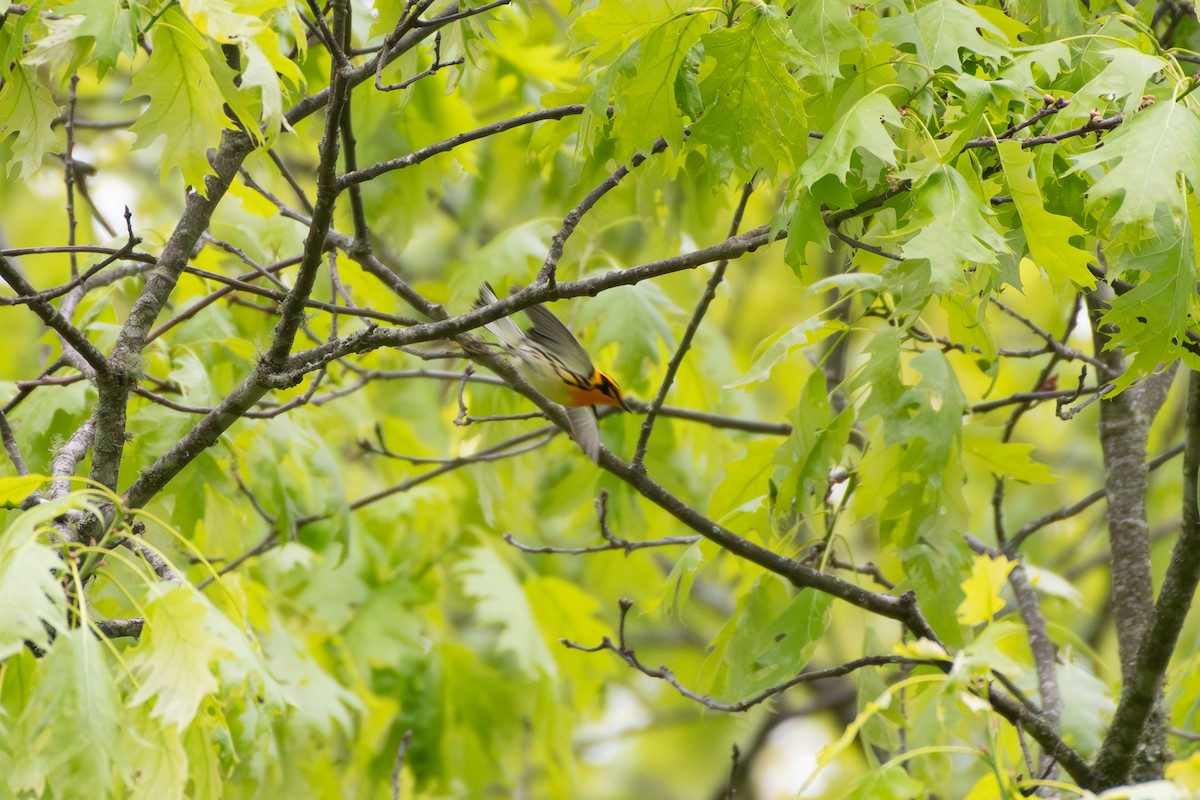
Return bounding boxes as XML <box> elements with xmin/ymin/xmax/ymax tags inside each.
<box><xmin>458</xmin><ymin>544</ymin><xmax>557</xmax><ymax>678</ymax></box>
<box><xmin>1000</xmin><ymin>41</ymin><xmax>1071</xmax><ymax>87</ymax></box>
<box><xmin>1071</xmin><ymin>100</ymin><xmax>1200</xmax><ymax>234</ymax></box>
<box><xmin>790</xmin><ymin>0</ymin><xmax>866</xmax><ymax>91</ymax></box>
<box><xmin>855</xmin><ymin>347</ymin><xmax>969</xmax><ymax>552</ymax></box>
<box><xmin>570</xmin><ymin>0</ymin><xmax>693</xmax><ymax>64</ymax></box>
<box><xmin>998</xmin><ymin>141</ymin><xmax>1095</xmax><ymax>287</ymax></box>
<box><xmin>892</xmin><ymin>165</ymin><xmax>1009</xmax><ymax>291</ymax></box>
<box><xmin>240</xmin><ymin>31</ymin><xmax>305</xmax><ymax>143</ymax></box>
<box><xmin>844</xmin><ymin>764</ymin><xmax>923</xmax><ymax>800</ymax></box>
<box><xmin>260</xmin><ymin>619</ymin><xmax>363</xmax><ymax>736</ymax></box>
<box><xmin>181</xmin><ymin>0</ymin><xmax>269</xmax><ymax>41</ymax></box>
<box><xmin>34</xmin><ymin>0</ymin><xmax>139</xmax><ymax>76</ymax></box>
<box><xmin>0</xmin><ymin>65</ymin><xmax>59</xmax><ymax>180</ymax></box>
<box><xmin>1024</xmin><ymin>563</ymin><xmax>1084</xmax><ymax>606</ymax></box>
<box><xmin>773</xmin><ymin>368</ymin><xmax>855</xmax><ymax>525</ymax></box>
<box><xmin>119</xmin><ymin>707</ymin><xmax>188</xmax><ymax>800</ymax></box>
<box><xmin>1101</xmin><ymin>210</ymin><xmax>1198</xmax><ymax>391</ymax></box>
<box><xmin>1065</xmin><ymin>48</ymin><xmax>1166</xmax><ymax>126</ymax></box>
<box><xmin>725</xmin><ymin>317</ymin><xmax>846</xmax><ymax>390</ymax></box>
<box><xmin>897</xmin><ymin>537</ymin><xmax>973</xmax><ymax>647</ymax></box>
<box><xmin>707</xmin><ymin>576</ymin><xmax>832</xmax><ymax>696</ymax></box>
<box><xmin>0</xmin><ymin>503</ymin><xmax>68</xmax><ymax>660</ymax></box>
<box><xmin>22</xmin><ymin>629</ymin><xmax>121</xmax><ymax>799</ymax></box>
<box><xmin>1058</xmin><ymin>658</ymin><xmax>1115</xmax><ymax>755</ymax></box>
<box><xmin>688</xmin><ymin>4</ymin><xmax>810</xmax><ymax>177</ymax></box>
<box><xmin>709</xmin><ymin>439</ymin><xmax>775</xmax><ymax>522</ymax></box>
<box><xmin>124</xmin><ymin>8</ymin><xmax>240</xmax><ymax>191</ymax></box>
<box><xmin>524</xmin><ymin>576</ymin><xmax>613</xmax><ymax>705</ymax></box>
<box><xmin>800</xmin><ymin>92</ymin><xmax>902</xmax><ymax>188</ymax></box>
<box><xmin>610</xmin><ymin>15</ymin><xmax>707</xmax><ymax>153</ymax></box>
<box><xmin>578</xmin><ymin>282</ymin><xmax>678</xmax><ymax>393</ymax></box>
<box><xmin>963</xmin><ymin>427</ymin><xmax>1055</xmax><ymax>483</ymax></box>
<box><xmin>875</xmin><ymin>0</ymin><xmax>1010</xmax><ymax>70</ymax></box>
<box><xmin>127</xmin><ymin>585</ymin><xmax>231</xmax><ymax>728</ymax></box>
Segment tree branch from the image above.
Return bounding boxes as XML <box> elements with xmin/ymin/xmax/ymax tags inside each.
<box><xmin>338</xmin><ymin>104</ymin><xmax>586</xmax><ymax>188</ymax></box>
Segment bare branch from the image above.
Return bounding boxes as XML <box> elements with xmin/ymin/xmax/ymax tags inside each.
<box><xmin>339</xmin><ymin>105</ymin><xmax>587</xmax><ymax>188</ymax></box>
<box><xmin>0</xmin><ymin>410</ymin><xmax>28</xmax><ymax>475</ymax></box>
<box><xmin>48</xmin><ymin>419</ymin><xmax>96</xmax><ymax>506</ymax></box>
<box><xmin>1007</xmin><ymin>443</ymin><xmax>1183</xmax><ymax>553</ymax></box>
<box><xmin>280</xmin><ymin>223</ymin><xmax>780</xmax><ymax>376</ymax></box>
<box><xmin>962</xmin><ymin>95</ymin><xmax>1071</xmax><ymax>149</ymax></box>
<box><xmin>93</xmin><ymin>617</ymin><xmax>145</xmax><ymax>639</ymax></box>
<box><xmin>412</xmin><ymin>0</ymin><xmax>510</xmax><ymax>26</ymax></box>
<box><xmin>503</xmin><ymin>490</ymin><xmax>701</xmax><ymax>555</ymax></box>
<box><xmin>392</xmin><ymin>729</ymin><xmax>414</xmax><ymax>800</ymax></box>
<box><xmin>562</xmin><ymin>600</ymin><xmax>941</xmax><ymax>712</ymax></box>
<box><xmin>375</xmin><ymin>31</ymin><xmax>463</xmax><ymax>92</ymax></box>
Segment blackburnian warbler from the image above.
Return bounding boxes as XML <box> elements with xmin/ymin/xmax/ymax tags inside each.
<box><xmin>474</xmin><ymin>282</ymin><xmax>629</xmax><ymax>460</ymax></box>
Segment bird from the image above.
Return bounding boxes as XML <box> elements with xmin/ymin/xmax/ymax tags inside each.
<box><xmin>473</xmin><ymin>282</ymin><xmax>629</xmax><ymax>461</ymax></box>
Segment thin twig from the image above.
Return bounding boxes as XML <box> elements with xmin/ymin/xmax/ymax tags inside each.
<box><xmin>962</xmin><ymin>95</ymin><xmax>1070</xmax><ymax>149</ymax></box>
<box><xmin>344</xmin><ymin>426</ymin><xmax>561</xmax><ymax>513</ymax></box>
<box><xmin>992</xmin><ymin>299</ymin><xmax>1106</xmax><ymax>372</ymax></box>
<box><xmin>412</xmin><ymin>0</ymin><xmax>510</xmax><ymax>26</ymax></box>
<box><xmin>537</xmin><ymin>136</ymin><xmax>671</xmax><ymax>287</ymax></box>
<box><xmin>376</xmin><ymin>31</ymin><xmax>463</xmax><ymax>91</ymax></box>
<box><xmin>633</xmin><ymin>178</ymin><xmax>756</xmax><ymax>468</ymax></box>
<box><xmin>0</xmin><ymin>256</ymin><xmax>112</xmax><ymax>377</ymax></box>
<box><xmin>503</xmin><ymin>490</ymin><xmax>701</xmax><ymax>555</ymax></box>
<box><xmin>1006</xmin><ymin>443</ymin><xmax>1185</xmax><ymax>553</ymax></box>
<box><xmin>0</xmin><ymin>410</ymin><xmax>28</xmax><ymax>475</ymax></box>
<box><xmin>339</xmin><ymin>105</ymin><xmax>587</xmax><ymax>188</ymax></box>
<box><xmin>392</xmin><ymin>730</ymin><xmax>414</xmax><ymax>800</ymax></box>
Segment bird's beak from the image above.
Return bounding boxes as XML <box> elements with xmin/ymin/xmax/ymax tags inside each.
<box><xmin>619</xmin><ymin>397</ymin><xmax>632</xmax><ymax>413</ymax></box>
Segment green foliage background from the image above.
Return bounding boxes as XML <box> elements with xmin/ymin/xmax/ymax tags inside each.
<box><xmin>1</xmin><ymin>0</ymin><xmax>1200</xmax><ymax>797</ymax></box>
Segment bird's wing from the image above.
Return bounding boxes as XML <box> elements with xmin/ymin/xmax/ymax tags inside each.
<box><xmin>521</xmin><ymin>302</ymin><xmax>595</xmax><ymax>377</ymax></box>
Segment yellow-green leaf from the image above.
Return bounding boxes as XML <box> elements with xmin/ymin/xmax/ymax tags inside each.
<box><xmin>956</xmin><ymin>554</ymin><xmax>1015</xmax><ymax>626</ymax></box>
<box><xmin>0</xmin><ymin>474</ymin><xmax>46</xmax><ymax>508</ymax></box>
<box><xmin>127</xmin><ymin>585</ymin><xmax>231</xmax><ymax>728</ymax></box>
<box><xmin>998</xmin><ymin>141</ymin><xmax>1095</xmax><ymax>287</ymax></box>
<box><xmin>124</xmin><ymin>9</ymin><xmax>239</xmax><ymax>191</ymax></box>
<box><xmin>0</xmin><ymin>66</ymin><xmax>59</xmax><ymax>180</ymax></box>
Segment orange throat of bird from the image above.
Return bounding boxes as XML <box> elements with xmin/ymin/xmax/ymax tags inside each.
<box><xmin>566</xmin><ymin>371</ymin><xmax>627</xmax><ymax>409</ymax></box>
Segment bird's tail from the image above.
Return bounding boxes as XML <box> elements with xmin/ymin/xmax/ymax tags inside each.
<box><xmin>474</xmin><ymin>282</ymin><xmax>525</xmax><ymax>350</ymax></box>
<box><xmin>564</xmin><ymin>406</ymin><xmax>601</xmax><ymax>462</ymax></box>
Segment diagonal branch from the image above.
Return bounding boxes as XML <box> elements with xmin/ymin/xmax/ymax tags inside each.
<box><xmin>94</xmin><ymin>2</ymin><xmax>456</xmax><ymax>498</ymax></box>
<box><xmin>536</xmin><ymin>136</ymin><xmax>670</xmax><ymax>287</ymax></box>
<box><xmin>0</xmin><ymin>255</ymin><xmax>112</xmax><ymax>378</ymax></box>
<box><xmin>278</xmin><ymin>223</ymin><xmax>780</xmax><ymax>378</ymax></box>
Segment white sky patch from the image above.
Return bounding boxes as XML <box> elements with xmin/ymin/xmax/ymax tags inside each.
<box><xmin>753</xmin><ymin>716</ymin><xmax>842</xmax><ymax>799</ymax></box>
